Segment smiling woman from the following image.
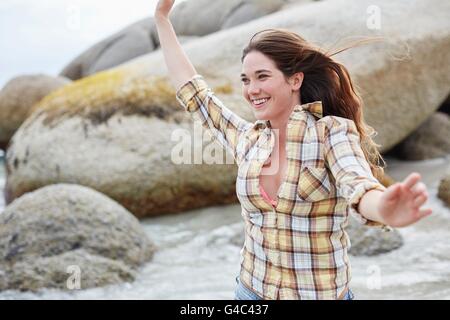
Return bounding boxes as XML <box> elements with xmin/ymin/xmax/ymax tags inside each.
<box><xmin>240</xmin><ymin>51</ymin><xmax>303</xmax><ymax>129</ymax></box>
<box><xmin>154</xmin><ymin>0</ymin><xmax>433</xmax><ymax>300</ymax></box>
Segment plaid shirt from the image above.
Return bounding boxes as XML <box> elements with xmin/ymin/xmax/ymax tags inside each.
<box><xmin>176</xmin><ymin>75</ymin><xmax>390</xmax><ymax>300</ymax></box>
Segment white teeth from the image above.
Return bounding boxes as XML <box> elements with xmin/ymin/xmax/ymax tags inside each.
<box><xmin>253</xmin><ymin>98</ymin><xmax>269</xmax><ymax>105</ymax></box>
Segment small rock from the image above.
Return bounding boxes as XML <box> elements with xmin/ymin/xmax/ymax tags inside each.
<box><xmin>438</xmin><ymin>170</ymin><xmax>450</xmax><ymax>207</ymax></box>
<box><xmin>347</xmin><ymin>219</ymin><xmax>403</xmax><ymax>256</ymax></box>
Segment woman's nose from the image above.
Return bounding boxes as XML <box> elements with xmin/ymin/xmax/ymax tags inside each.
<box><xmin>248</xmin><ymin>83</ymin><xmax>261</xmax><ymax>95</ymax></box>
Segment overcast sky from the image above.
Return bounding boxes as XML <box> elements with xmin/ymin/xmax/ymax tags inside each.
<box><xmin>0</xmin><ymin>0</ymin><xmax>188</xmax><ymax>88</ymax></box>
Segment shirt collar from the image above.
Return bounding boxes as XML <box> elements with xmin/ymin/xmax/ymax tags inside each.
<box><xmin>294</xmin><ymin>101</ymin><xmax>324</xmax><ymax>119</ymax></box>
<box><xmin>252</xmin><ymin>101</ymin><xmax>323</xmax><ymax>129</ymax></box>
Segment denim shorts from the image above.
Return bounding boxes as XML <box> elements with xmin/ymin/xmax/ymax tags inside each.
<box><xmin>234</xmin><ymin>276</ymin><xmax>355</xmax><ymax>300</ymax></box>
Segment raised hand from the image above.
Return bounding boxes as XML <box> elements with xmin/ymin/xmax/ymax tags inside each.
<box><xmin>155</xmin><ymin>0</ymin><xmax>175</xmax><ymax>19</ymax></box>
<box><xmin>377</xmin><ymin>172</ymin><xmax>433</xmax><ymax>228</ymax></box>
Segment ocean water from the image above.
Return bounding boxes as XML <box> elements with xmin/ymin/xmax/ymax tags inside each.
<box><xmin>0</xmin><ymin>154</ymin><xmax>449</xmax><ymax>300</ymax></box>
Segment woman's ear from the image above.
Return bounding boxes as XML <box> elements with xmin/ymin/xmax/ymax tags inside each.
<box><xmin>290</xmin><ymin>72</ymin><xmax>304</xmax><ymax>91</ymax></box>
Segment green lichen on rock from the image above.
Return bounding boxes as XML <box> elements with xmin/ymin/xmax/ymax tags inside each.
<box><xmin>213</xmin><ymin>83</ymin><xmax>233</xmax><ymax>95</ymax></box>
<box><xmin>29</xmin><ymin>69</ymin><xmax>182</xmax><ymax>126</ymax></box>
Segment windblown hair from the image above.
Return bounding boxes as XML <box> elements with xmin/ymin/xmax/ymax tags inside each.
<box><xmin>241</xmin><ymin>28</ymin><xmax>386</xmax><ymax>179</ymax></box>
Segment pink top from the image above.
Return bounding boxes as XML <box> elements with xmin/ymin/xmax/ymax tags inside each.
<box><xmin>259</xmin><ymin>184</ymin><xmax>277</xmax><ymax>207</ymax></box>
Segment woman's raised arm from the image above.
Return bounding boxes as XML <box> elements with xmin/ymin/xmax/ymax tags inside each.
<box><xmin>154</xmin><ymin>0</ymin><xmax>197</xmax><ymax>90</ymax></box>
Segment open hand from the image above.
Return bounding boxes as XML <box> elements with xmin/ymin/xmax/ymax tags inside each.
<box><xmin>377</xmin><ymin>172</ymin><xmax>433</xmax><ymax>228</ymax></box>
<box><xmin>155</xmin><ymin>0</ymin><xmax>175</xmax><ymax>19</ymax></box>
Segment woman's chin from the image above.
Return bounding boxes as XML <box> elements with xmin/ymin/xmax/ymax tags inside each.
<box><xmin>253</xmin><ymin>110</ymin><xmax>269</xmax><ymax>120</ymax></box>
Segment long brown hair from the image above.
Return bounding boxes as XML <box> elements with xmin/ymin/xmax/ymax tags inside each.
<box><xmin>241</xmin><ymin>28</ymin><xmax>386</xmax><ymax>179</ymax></box>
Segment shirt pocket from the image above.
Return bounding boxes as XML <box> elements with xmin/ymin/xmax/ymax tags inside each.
<box><xmin>297</xmin><ymin>166</ymin><xmax>332</xmax><ymax>202</ymax></box>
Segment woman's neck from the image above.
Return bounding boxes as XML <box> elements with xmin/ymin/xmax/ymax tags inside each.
<box><xmin>270</xmin><ymin>118</ymin><xmax>288</xmax><ymax>147</ymax></box>
<box><xmin>268</xmin><ymin>106</ymin><xmax>297</xmax><ymax>144</ymax></box>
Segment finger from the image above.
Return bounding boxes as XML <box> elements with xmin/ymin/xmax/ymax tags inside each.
<box><xmin>410</xmin><ymin>182</ymin><xmax>428</xmax><ymax>197</ymax></box>
<box><xmin>403</xmin><ymin>172</ymin><xmax>421</xmax><ymax>190</ymax></box>
<box><xmin>417</xmin><ymin>208</ymin><xmax>433</xmax><ymax>219</ymax></box>
<box><xmin>412</xmin><ymin>193</ymin><xmax>428</xmax><ymax>208</ymax></box>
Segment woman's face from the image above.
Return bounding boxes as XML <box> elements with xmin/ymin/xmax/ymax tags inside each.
<box><xmin>241</xmin><ymin>50</ymin><xmax>303</xmax><ymax>122</ymax></box>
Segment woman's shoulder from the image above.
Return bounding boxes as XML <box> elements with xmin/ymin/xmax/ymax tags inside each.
<box><xmin>317</xmin><ymin>115</ymin><xmax>357</xmax><ymax>133</ymax></box>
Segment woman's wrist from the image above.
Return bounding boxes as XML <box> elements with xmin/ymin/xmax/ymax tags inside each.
<box><xmin>359</xmin><ymin>189</ymin><xmax>388</xmax><ymax>225</ymax></box>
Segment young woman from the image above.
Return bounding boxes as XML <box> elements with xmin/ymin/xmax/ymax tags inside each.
<box><xmin>154</xmin><ymin>0</ymin><xmax>433</xmax><ymax>300</ymax></box>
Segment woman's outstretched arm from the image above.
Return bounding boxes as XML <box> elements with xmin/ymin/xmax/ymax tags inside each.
<box><xmin>154</xmin><ymin>0</ymin><xmax>197</xmax><ymax>90</ymax></box>
<box><xmin>323</xmin><ymin>116</ymin><xmax>432</xmax><ymax>230</ymax></box>
<box><xmin>360</xmin><ymin>173</ymin><xmax>432</xmax><ymax>228</ymax></box>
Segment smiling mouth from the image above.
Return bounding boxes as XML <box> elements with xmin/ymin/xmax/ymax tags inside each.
<box><xmin>251</xmin><ymin>97</ymin><xmax>270</xmax><ymax>108</ymax></box>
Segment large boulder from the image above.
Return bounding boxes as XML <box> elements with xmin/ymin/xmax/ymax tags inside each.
<box><xmin>5</xmin><ymin>0</ymin><xmax>450</xmax><ymax>218</ymax></box>
<box><xmin>0</xmin><ymin>74</ymin><xmax>71</xmax><ymax>150</ymax></box>
<box><xmin>0</xmin><ymin>183</ymin><xmax>155</xmax><ymax>291</ymax></box>
<box><xmin>385</xmin><ymin>112</ymin><xmax>450</xmax><ymax>160</ymax></box>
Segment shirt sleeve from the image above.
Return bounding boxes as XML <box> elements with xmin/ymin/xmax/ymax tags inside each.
<box><xmin>175</xmin><ymin>74</ymin><xmax>252</xmax><ymax>163</ymax></box>
<box><xmin>323</xmin><ymin>116</ymin><xmax>392</xmax><ymax>231</ymax></box>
